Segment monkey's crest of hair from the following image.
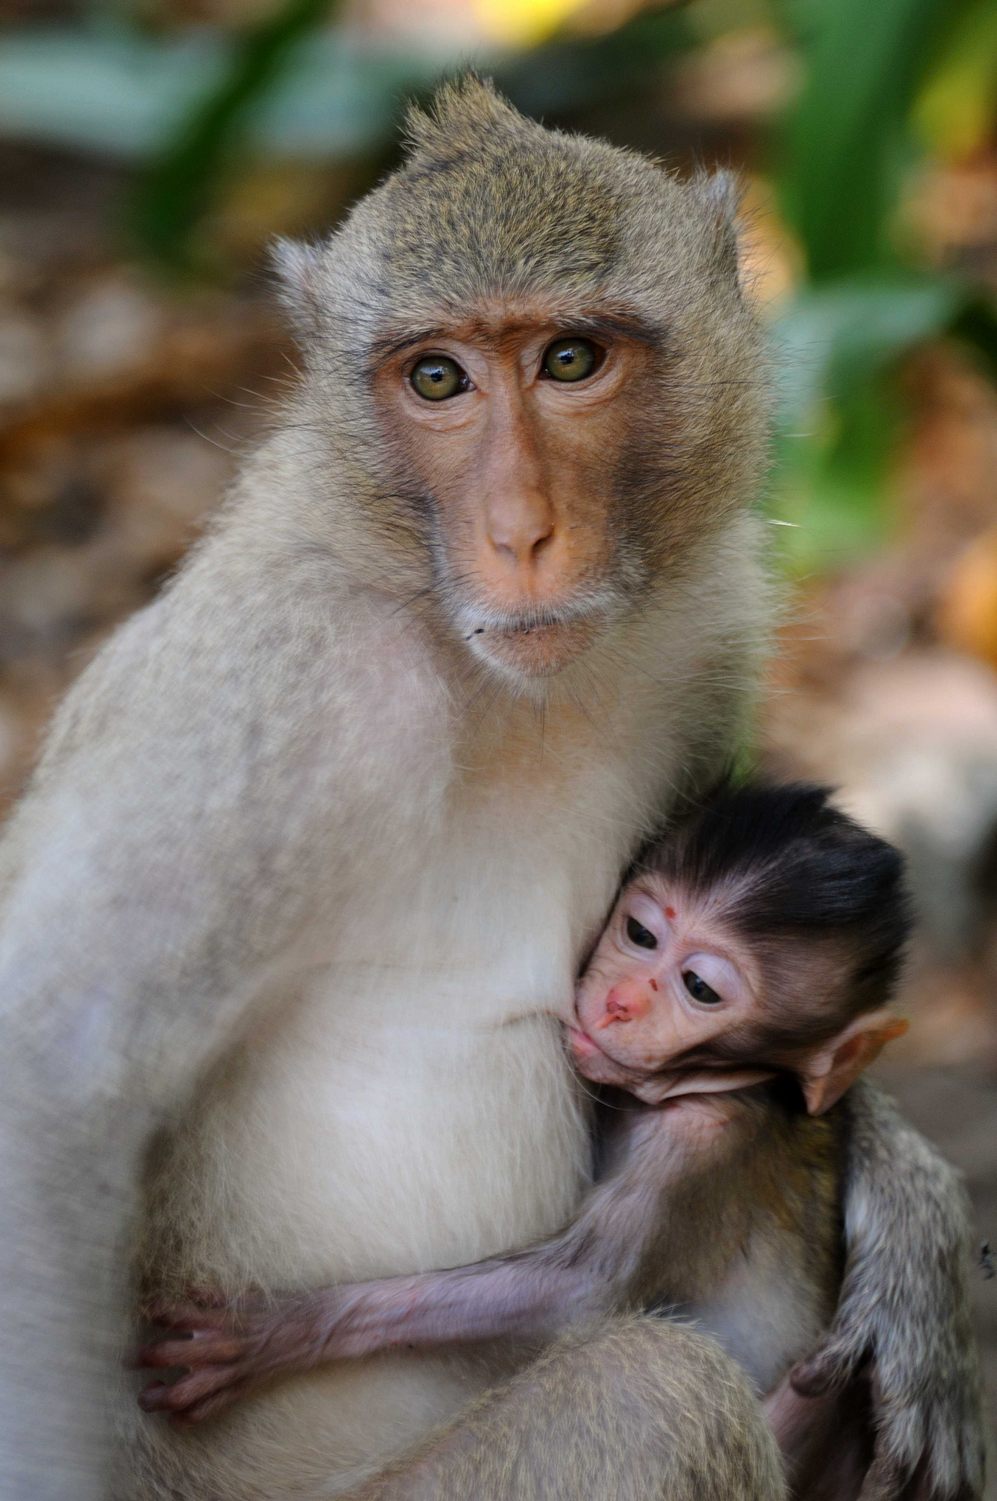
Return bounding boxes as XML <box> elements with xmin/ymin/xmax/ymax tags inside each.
<box><xmin>281</xmin><ymin>73</ymin><xmax>745</xmax><ymax>323</ymax></box>
<box><xmin>647</xmin><ymin>780</ymin><xmax>914</xmax><ymax>1018</ymax></box>
<box><xmin>402</xmin><ymin>73</ymin><xmax>523</xmax><ymax>156</ymax></box>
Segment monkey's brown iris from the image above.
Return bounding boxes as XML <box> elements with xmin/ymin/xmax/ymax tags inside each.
<box><xmin>411</xmin><ymin>354</ymin><xmax>465</xmax><ymax>401</ymax></box>
<box><xmin>543</xmin><ymin>337</ymin><xmax>598</xmax><ymax>382</ymax></box>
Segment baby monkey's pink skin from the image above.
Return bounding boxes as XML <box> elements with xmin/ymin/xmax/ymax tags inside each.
<box><xmin>133</xmin><ymin>872</ymin><xmax>904</xmax><ymax>1440</ymax></box>
<box><xmin>566</xmin><ymin>871</ymin><xmax>776</xmax><ymax>1104</ymax></box>
<box><xmin>133</xmin><ymin>1093</ymin><xmax>756</xmax><ymax>1429</ymax></box>
<box><xmin>568</xmin><ymin>870</ymin><xmax>905</xmax><ymax>1114</ymax></box>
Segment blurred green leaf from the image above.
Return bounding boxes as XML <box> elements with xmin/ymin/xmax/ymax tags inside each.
<box><xmin>772</xmin><ymin>385</ymin><xmax>901</xmax><ymax>572</ymax></box>
<box><xmin>780</xmin><ymin>0</ymin><xmax>972</xmax><ymax>279</ymax></box>
<box><xmin>774</xmin><ymin>275</ymin><xmax>974</xmax><ymax>419</ymax></box>
<box><xmin>770</xmin><ymin>273</ymin><xmax>991</xmax><ymax>570</ymax></box>
<box><xmin>0</xmin><ymin>29</ymin><xmax>417</xmax><ymax>159</ymax></box>
<box><xmin>132</xmin><ymin>0</ymin><xmax>343</xmax><ymax>267</ymax></box>
<box><xmin>0</xmin><ymin>32</ymin><xmax>225</xmax><ymax>157</ymax></box>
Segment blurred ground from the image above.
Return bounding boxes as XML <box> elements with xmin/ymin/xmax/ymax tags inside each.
<box><xmin>0</xmin><ymin>70</ymin><xmax>995</xmax><ymax>1487</ymax></box>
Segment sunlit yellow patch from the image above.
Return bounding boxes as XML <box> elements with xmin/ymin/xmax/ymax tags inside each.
<box><xmin>913</xmin><ymin>1</ymin><xmax>996</xmax><ymax>158</ymax></box>
<box><xmin>474</xmin><ymin>0</ymin><xmax>592</xmax><ymax>46</ymax></box>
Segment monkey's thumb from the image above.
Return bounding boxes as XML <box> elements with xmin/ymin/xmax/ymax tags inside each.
<box><xmin>790</xmin><ymin>1336</ymin><xmax>863</xmax><ymax>1397</ymax></box>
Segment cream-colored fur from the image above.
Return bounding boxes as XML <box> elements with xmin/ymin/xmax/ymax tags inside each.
<box><xmin>0</xmin><ymin>78</ymin><xmax>776</xmax><ymax>1500</ymax></box>
<box><xmin>127</xmin><ymin>504</ymin><xmax>768</xmax><ymax>1498</ymax></box>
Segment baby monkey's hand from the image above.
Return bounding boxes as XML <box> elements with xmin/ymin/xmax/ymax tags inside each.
<box><xmin>133</xmin><ymin>1288</ymin><xmax>347</xmax><ymax>1425</ymax></box>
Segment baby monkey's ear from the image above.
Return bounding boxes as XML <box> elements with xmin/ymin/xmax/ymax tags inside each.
<box><xmin>799</xmin><ymin>1012</ymin><xmax>909</xmax><ymax>1116</ymax></box>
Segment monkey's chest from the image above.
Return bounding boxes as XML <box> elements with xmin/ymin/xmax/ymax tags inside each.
<box><xmin>158</xmin><ymin>985</ymin><xmax>589</xmax><ymax>1292</ymax></box>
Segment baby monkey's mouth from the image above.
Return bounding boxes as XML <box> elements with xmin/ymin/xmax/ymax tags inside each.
<box><xmin>565</xmin><ymin>1023</ymin><xmax>776</xmax><ymax>1105</ymax></box>
<box><xmin>565</xmin><ymin>1023</ymin><xmax>647</xmax><ymax>1089</ymax></box>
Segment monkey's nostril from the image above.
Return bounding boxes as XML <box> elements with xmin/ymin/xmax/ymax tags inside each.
<box><xmin>598</xmin><ymin>990</ymin><xmax>638</xmax><ymax>1026</ymax></box>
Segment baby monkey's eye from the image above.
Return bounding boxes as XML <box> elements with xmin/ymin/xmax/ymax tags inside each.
<box><xmin>683</xmin><ymin>971</ymin><xmax>722</xmax><ymax>1005</ymax></box>
<box><xmin>626</xmin><ymin>916</ymin><xmax>658</xmax><ymax>950</ymax></box>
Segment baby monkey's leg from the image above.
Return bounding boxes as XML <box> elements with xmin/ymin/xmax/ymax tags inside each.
<box><xmin>349</xmin><ymin>1319</ymin><xmax>786</xmax><ymax>1501</ymax></box>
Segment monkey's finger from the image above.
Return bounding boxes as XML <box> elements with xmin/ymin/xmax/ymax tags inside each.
<box><xmin>143</xmin><ymin>1299</ymin><xmax>229</xmax><ymax>1330</ymax></box>
<box><xmin>170</xmin><ymin>1383</ymin><xmax>251</xmax><ymax>1429</ymax></box>
<box><xmin>128</xmin><ymin>1335</ymin><xmax>192</xmax><ymax>1369</ymax></box>
<box><xmin>138</xmin><ymin>1365</ymin><xmax>239</xmax><ymax>1415</ymax></box>
<box><xmin>131</xmin><ymin>1334</ymin><xmax>246</xmax><ymax>1369</ymax></box>
<box><xmin>790</xmin><ymin>1335</ymin><xmax>867</xmax><ymax>1396</ymax></box>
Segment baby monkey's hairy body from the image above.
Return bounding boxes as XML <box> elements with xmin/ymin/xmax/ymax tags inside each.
<box><xmin>139</xmin><ymin>784</ymin><xmax>913</xmax><ymax>1499</ymax></box>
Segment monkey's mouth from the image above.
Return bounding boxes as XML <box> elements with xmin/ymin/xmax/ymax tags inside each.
<box><xmin>566</xmin><ymin>1025</ymin><xmax>776</xmax><ymax>1103</ymax></box>
<box><xmin>565</xmin><ymin>1024</ymin><xmax>646</xmax><ymax>1089</ymax></box>
<box><xmin>466</xmin><ymin>616</ymin><xmax>599</xmax><ymax>678</ymax></box>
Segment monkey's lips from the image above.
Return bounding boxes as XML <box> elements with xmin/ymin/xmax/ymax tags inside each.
<box><xmin>474</xmin><ymin>617</ymin><xmax>598</xmax><ymax>677</ymax></box>
<box><xmin>565</xmin><ymin>1025</ymin><xmax>646</xmax><ymax>1089</ymax></box>
<box><xmin>566</xmin><ymin>1026</ymin><xmax>776</xmax><ymax>1104</ymax></box>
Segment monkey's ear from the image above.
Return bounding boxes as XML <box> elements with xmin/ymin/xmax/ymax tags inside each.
<box><xmin>692</xmin><ymin>168</ymin><xmax>743</xmax><ymax>282</ymax></box>
<box><xmin>799</xmin><ymin>1012</ymin><xmax>909</xmax><ymax>1116</ymax></box>
<box><xmin>270</xmin><ymin>237</ymin><xmax>325</xmax><ymax>342</ymax></box>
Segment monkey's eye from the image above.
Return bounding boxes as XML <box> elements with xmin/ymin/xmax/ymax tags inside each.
<box><xmin>541</xmin><ymin>337</ymin><xmax>600</xmax><ymax>383</ymax></box>
<box><xmin>410</xmin><ymin>355</ymin><xmax>468</xmax><ymax>401</ymax></box>
<box><xmin>626</xmin><ymin>916</ymin><xmax>658</xmax><ymax>950</ymax></box>
<box><xmin>683</xmin><ymin>971</ymin><xmax>723</xmax><ymax>1005</ymax></box>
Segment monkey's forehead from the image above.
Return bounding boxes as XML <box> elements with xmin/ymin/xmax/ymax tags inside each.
<box><xmin>323</xmin><ymin>87</ymin><xmax>724</xmax><ymax>335</ymax></box>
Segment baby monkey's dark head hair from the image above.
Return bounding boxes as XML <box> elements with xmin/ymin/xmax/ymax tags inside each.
<box><xmin>642</xmin><ymin>779</ymin><xmax>913</xmax><ymax>1052</ymax></box>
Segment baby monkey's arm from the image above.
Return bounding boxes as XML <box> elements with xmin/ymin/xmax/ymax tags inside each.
<box><xmin>135</xmin><ymin>1118</ymin><xmax>664</xmax><ymax>1425</ymax></box>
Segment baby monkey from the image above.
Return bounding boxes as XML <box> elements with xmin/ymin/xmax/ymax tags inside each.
<box><xmin>137</xmin><ymin>783</ymin><xmax>911</xmax><ymax>1490</ymax></box>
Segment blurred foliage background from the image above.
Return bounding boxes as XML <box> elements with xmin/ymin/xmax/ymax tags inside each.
<box><xmin>0</xmin><ymin>0</ymin><xmax>994</xmax><ymax>1464</ymax></box>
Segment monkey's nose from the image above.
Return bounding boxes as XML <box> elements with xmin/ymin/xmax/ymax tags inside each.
<box><xmin>594</xmin><ymin>982</ymin><xmax>651</xmax><ymax>1028</ymax></box>
<box><xmin>486</xmin><ymin>504</ymin><xmax>555</xmax><ymax>568</ymax></box>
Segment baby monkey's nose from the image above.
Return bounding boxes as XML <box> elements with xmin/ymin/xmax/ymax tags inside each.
<box><xmin>595</xmin><ymin>981</ymin><xmax>652</xmax><ymax>1028</ymax></box>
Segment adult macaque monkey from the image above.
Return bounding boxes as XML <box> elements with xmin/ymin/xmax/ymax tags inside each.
<box><xmin>0</xmin><ymin>77</ymin><xmax>982</xmax><ymax>1501</ymax></box>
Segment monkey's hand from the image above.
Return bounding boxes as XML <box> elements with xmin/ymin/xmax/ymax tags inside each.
<box><xmin>790</xmin><ymin>1081</ymin><xmax>985</xmax><ymax>1501</ymax></box>
<box><xmin>133</xmin><ymin>1289</ymin><xmax>354</xmax><ymax>1426</ymax></box>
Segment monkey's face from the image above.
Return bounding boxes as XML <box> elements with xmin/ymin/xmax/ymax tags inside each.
<box><xmin>277</xmin><ymin>79</ymin><xmax>769</xmax><ymax>685</ymax></box>
<box><xmin>569</xmin><ymin>876</ymin><xmax>773</xmax><ymax>1102</ymax></box>
<box><xmin>569</xmin><ymin>874</ymin><xmax>907</xmax><ymax>1111</ymax></box>
<box><xmin>369</xmin><ymin>305</ymin><xmax>662</xmax><ymax>680</ymax></box>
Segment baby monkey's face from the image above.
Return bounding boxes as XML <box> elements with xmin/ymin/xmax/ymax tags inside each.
<box><xmin>569</xmin><ymin>875</ymin><xmax>773</xmax><ymax>1105</ymax></box>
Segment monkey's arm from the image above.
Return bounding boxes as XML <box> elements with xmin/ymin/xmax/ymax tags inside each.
<box><xmin>135</xmin><ymin>1116</ymin><xmax>672</xmax><ymax>1424</ymax></box>
<box><xmin>136</xmin><ymin>1257</ymin><xmax>594</xmax><ymax>1425</ymax></box>
<box><xmin>791</xmin><ymin>1080</ymin><xmax>984</xmax><ymax>1500</ymax></box>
